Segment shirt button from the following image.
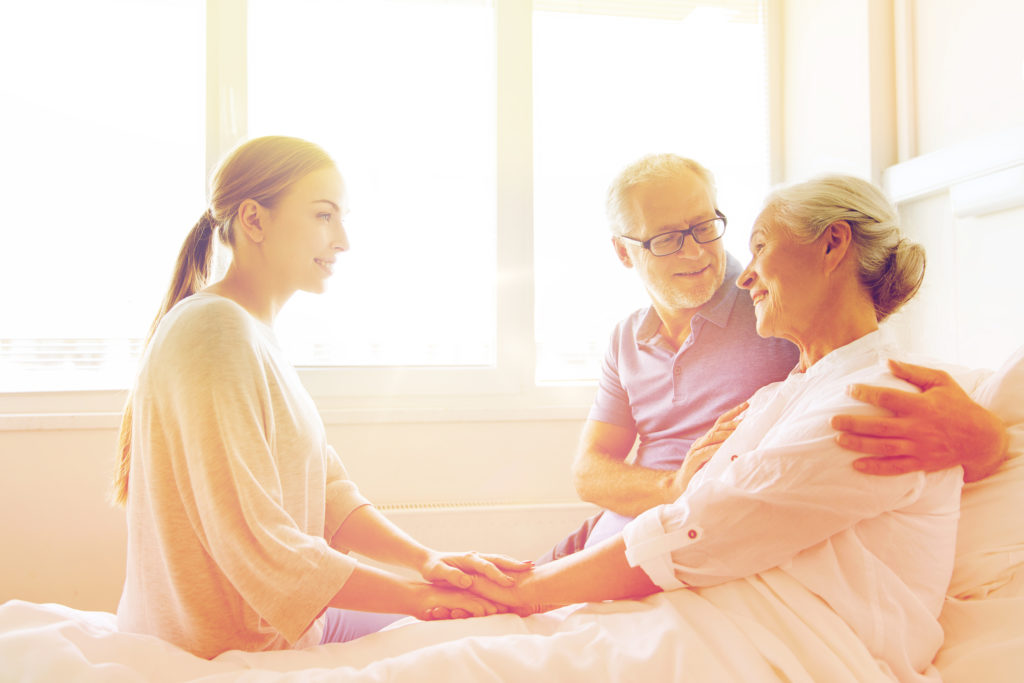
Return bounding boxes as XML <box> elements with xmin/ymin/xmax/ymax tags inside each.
<box><xmin>730</xmin><ymin>455</ymin><xmax>738</xmax><ymax>461</ymax></box>
<box><xmin>687</xmin><ymin>529</ymin><xmax>698</xmax><ymax>539</ymax></box>
<box><xmin>674</xmin><ymin>367</ymin><xmax>682</xmax><ymax>375</ymax></box>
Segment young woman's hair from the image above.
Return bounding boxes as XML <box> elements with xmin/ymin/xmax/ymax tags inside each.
<box><xmin>761</xmin><ymin>173</ymin><xmax>925</xmax><ymax>322</ymax></box>
<box><xmin>605</xmin><ymin>153</ymin><xmax>718</xmax><ymax>235</ymax></box>
<box><xmin>113</xmin><ymin>136</ymin><xmax>336</xmax><ymax>505</ymax></box>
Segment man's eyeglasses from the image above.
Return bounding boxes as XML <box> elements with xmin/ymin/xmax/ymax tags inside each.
<box><xmin>617</xmin><ymin>211</ymin><xmax>727</xmax><ymax>256</ymax></box>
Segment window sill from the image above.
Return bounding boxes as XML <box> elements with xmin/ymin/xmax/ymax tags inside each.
<box><xmin>0</xmin><ymin>385</ymin><xmax>596</xmax><ymax>432</ymax></box>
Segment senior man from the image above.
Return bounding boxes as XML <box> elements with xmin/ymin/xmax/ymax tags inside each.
<box><xmin>541</xmin><ymin>154</ymin><xmax>1008</xmax><ymax>561</ymax></box>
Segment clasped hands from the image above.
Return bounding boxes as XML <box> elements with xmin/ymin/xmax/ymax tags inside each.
<box><xmin>415</xmin><ymin>549</ymin><xmax>540</xmax><ymax>621</ymax></box>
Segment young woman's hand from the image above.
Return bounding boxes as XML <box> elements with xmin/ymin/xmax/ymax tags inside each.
<box><xmin>419</xmin><ymin>550</ymin><xmax>532</xmax><ymax>591</ymax></box>
<box><xmin>415</xmin><ymin>583</ymin><xmax>507</xmax><ymax>620</ymax></box>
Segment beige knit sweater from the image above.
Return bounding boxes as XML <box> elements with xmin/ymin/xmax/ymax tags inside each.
<box><xmin>117</xmin><ymin>292</ymin><xmax>369</xmax><ymax>658</ymax></box>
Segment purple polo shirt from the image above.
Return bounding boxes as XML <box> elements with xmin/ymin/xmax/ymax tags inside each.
<box><xmin>584</xmin><ymin>254</ymin><xmax>799</xmax><ymax>547</ymax></box>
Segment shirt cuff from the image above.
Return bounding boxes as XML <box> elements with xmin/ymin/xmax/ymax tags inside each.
<box><xmin>622</xmin><ymin>506</ymin><xmax>700</xmax><ymax>591</ymax></box>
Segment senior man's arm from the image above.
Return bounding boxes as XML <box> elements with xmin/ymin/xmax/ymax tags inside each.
<box><xmin>831</xmin><ymin>359</ymin><xmax>1008</xmax><ymax>482</ymax></box>
<box><xmin>571</xmin><ymin>420</ymin><xmax>680</xmax><ymax>518</ymax></box>
<box><xmin>573</xmin><ymin>406</ymin><xmax>747</xmax><ymax>517</ymax></box>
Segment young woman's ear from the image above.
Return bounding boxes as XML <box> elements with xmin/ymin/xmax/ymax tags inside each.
<box><xmin>236</xmin><ymin>199</ymin><xmax>266</xmax><ymax>244</ymax></box>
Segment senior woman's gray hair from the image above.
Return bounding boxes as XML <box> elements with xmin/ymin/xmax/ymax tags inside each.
<box><xmin>605</xmin><ymin>154</ymin><xmax>718</xmax><ymax>235</ymax></box>
<box><xmin>761</xmin><ymin>174</ymin><xmax>925</xmax><ymax>322</ymax></box>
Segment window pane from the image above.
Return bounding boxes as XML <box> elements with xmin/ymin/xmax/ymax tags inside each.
<box><xmin>533</xmin><ymin>1</ymin><xmax>770</xmax><ymax>382</ymax></box>
<box><xmin>248</xmin><ymin>0</ymin><xmax>496</xmax><ymax>367</ymax></box>
<box><xmin>0</xmin><ymin>0</ymin><xmax>206</xmax><ymax>391</ymax></box>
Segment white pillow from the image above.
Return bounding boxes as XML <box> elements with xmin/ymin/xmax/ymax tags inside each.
<box><xmin>948</xmin><ymin>345</ymin><xmax>1024</xmax><ymax>599</ymax></box>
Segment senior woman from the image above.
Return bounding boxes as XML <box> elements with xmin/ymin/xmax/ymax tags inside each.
<box><xmin>469</xmin><ymin>175</ymin><xmax>958</xmax><ymax>682</ymax></box>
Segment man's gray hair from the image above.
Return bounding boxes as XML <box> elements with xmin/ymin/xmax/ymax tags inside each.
<box><xmin>605</xmin><ymin>154</ymin><xmax>718</xmax><ymax>235</ymax></box>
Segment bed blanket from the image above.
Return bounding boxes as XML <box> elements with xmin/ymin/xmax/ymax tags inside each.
<box><xmin>0</xmin><ymin>568</ymin><xmax>895</xmax><ymax>682</ymax></box>
<box><xmin>934</xmin><ymin>576</ymin><xmax>1024</xmax><ymax>683</ymax></box>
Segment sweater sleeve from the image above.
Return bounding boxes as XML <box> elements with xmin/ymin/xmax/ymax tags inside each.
<box><xmin>155</xmin><ymin>303</ymin><xmax>358</xmax><ymax>643</ymax></box>
<box><xmin>324</xmin><ymin>444</ymin><xmax>371</xmax><ymax>545</ymax></box>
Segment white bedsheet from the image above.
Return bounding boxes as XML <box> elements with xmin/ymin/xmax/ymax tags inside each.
<box><xmin>3</xmin><ymin>566</ymin><xmax>1022</xmax><ymax>683</ymax></box>
<box><xmin>934</xmin><ymin>574</ymin><xmax>1024</xmax><ymax>683</ymax></box>
<box><xmin>2</xmin><ymin>568</ymin><xmax>897</xmax><ymax>682</ymax></box>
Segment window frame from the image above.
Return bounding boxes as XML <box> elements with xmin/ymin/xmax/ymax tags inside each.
<box><xmin>0</xmin><ymin>0</ymin><xmax>780</xmax><ymax>425</ymax></box>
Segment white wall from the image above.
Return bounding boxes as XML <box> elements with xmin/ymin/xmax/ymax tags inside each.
<box><xmin>912</xmin><ymin>0</ymin><xmax>1024</xmax><ymax>154</ymax></box>
<box><xmin>883</xmin><ymin>0</ymin><xmax>1024</xmax><ymax>368</ymax></box>
<box><xmin>779</xmin><ymin>0</ymin><xmax>896</xmax><ymax>181</ymax></box>
<box><xmin>2</xmin><ymin>427</ymin><xmax>128</xmax><ymax>611</ymax></box>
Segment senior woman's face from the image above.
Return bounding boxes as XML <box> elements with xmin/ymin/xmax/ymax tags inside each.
<box><xmin>736</xmin><ymin>212</ymin><xmax>825</xmax><ymax>343</ymax></box>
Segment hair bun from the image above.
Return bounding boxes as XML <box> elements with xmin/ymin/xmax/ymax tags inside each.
<box><xmin>872</xmin><ymin>238</ymin><xmax>925</xmax><ymax>320</ymax></box>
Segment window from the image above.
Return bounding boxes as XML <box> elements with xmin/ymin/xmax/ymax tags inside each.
<box><xmin>0</xmin><ymin>0</ymin><xmax>205</xmax><ymax>392</ymax></box>
<box><xmin>532</xmin><ymin>0</ymin><xmax>771</xmax><ymax>381</ymax></box>
<box><xmin>0</xmin><ymin>0</ymin><xmax>773</xmax><ymax>406</ymax></box>
<box><xmin>248</xmin><ymin>0</ymin><xmax>497</xmax><ymax>368</ymax></box>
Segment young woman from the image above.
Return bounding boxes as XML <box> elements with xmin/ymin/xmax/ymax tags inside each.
<box><xmin>114</xmin><ymin>136</ymin><xmax>527</xmax><ymax>659</ymax></box>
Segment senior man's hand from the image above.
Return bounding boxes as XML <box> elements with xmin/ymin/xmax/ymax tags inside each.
<box><xmin>831</xmin><ymin>359</ymin><xmax>1008</xmax><ymax>482</ymax></box>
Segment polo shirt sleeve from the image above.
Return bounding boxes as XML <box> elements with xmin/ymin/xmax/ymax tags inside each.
<box><xmin>621</xmin><ymin>385</ymin><xmax>958</xmax><ymax>591</ymax></box>
<box><xmin>587</xmin><ymin>320</ymin><xmax>637</xmax><ymax>430</ymax></box>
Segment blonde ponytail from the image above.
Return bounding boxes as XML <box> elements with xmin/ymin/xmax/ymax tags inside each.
<box><xmin>112</xmin><ymin>210</ymin><xmax>218</xmax><ymax>505</ymax></box>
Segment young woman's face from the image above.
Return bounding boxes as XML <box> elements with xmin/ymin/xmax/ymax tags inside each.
<box><xmin>261</xmin><ymin>166</ymin><xmax>348</xmax><ymax>295</ymax></box>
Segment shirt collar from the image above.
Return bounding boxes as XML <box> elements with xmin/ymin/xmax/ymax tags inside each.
<box><xmin>636</xmin><ymin>253</ymin><xmax>746</xmax><ymax>345</ymax></box>
<box><xmin>696</xmin><ymin>254</ymin><xmax>745</xmax><ymax>329</ymax></box>
<box><xmin>636</xmin><ymin>307</ymin><xmax>664</xmax><ymax>345</ymax></box>
<box><xmin>797</xmin><ymin>327</ymin><xmax>894</xmax><ymax>381</ymax></box>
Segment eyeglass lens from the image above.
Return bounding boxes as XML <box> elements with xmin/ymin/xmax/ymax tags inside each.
<box><xmin>649</xmin><ymin>218</ymin><xmax>725</xmax><ymax>255</ymax></box>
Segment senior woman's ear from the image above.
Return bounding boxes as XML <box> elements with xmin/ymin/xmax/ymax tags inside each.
<box><xmin>822</xmin><ymin>220</ymin><xmax>854</xmax><ymax>275</ymax></box>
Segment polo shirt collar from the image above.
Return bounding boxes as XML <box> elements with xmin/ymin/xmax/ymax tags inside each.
<box><xmin>697</xmin><ymin>254</ymin><xmax>745</xmax><ymax>329</ymax></box>
<box><xmin>636</xmin><ymin>253</ymin><xmax>747</xmax><ymax>345</ymax></box>
<box><xmin>636</xmin><ymin>307</ymin><xmax>664</xmax><ymax>345</ymax></box>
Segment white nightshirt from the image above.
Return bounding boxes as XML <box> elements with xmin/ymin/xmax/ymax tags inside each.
<box><xmin>622</xmin><ymin>330</ymin><xmax>963</xmax><ymax>682</ymax></box>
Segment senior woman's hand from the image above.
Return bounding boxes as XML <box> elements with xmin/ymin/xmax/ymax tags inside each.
<box><xmin>669</xmin><ymin>401</ymin><xmax>749</xmax><ymax>499</ymax></box>
<box><xmin>462</xmin><ymin>570</ymin><xmax>554</xmax><ymax>617</ymax></box>
<box><xmin>831</xmin><ymin>359</ymin><xmax>1008</xmax><ymax>482</ymax></box>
